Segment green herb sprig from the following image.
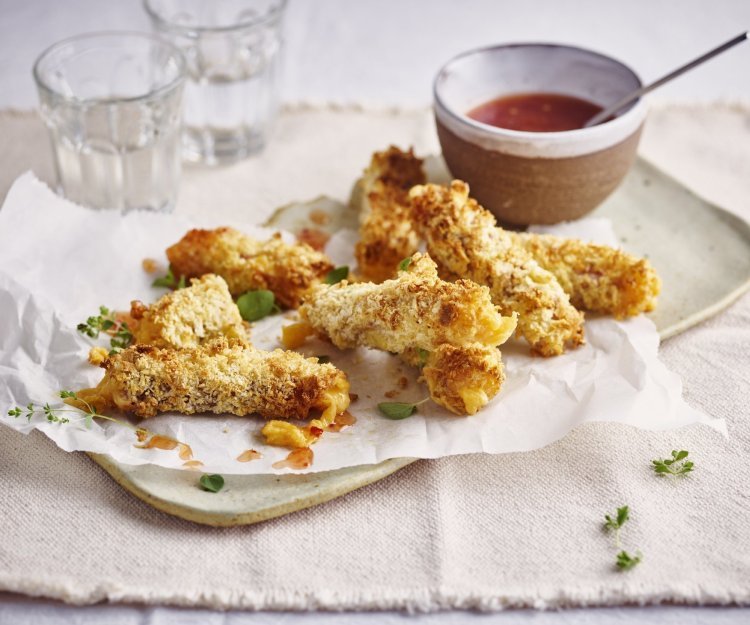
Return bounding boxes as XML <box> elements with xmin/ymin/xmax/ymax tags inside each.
<box><xmin>77</xmin><ymin>306</ymin><xmax>133</xmax><ymax>355</ymax></box>
<box><xmin>236</xmin><ymin>289</ymin><xmax>280</xmax><ymax>322</ymax></box>
<box><xmin>652</xmin><ymin>450</ymin><xmax>694</xmax><ymax>476</ymax></box>
<box><xmin>152</xmin><ymin>265</ymin><xmax>186</xmax><ymax>290</ymax></box>
<box><xmin>199</xmin><ymin>474</ymin><xmax>225</xmax><ymax>493</ymax></box>
<box><xmin>604</xmin><ymin>505</ymin><xmax>630</xmax><ymax>542</ymax></box>
<box><xmin>603</xmin><ymin>505</ymin><xmax>642</xmax><ymax>571</ymax></box>
<box><xmin>325</xmin><ymin>266</ymin><xmax>349</xmax><ymax>285</ymax></box>
<box><xmin>378</xmin><ymin>398</ymin><xmax>429</xmax><ymax>420</ymax></box>
<box><xmin>8</xmin><ymin>402</ymin><xmax>69</xmax><ymax>424</ymax></box>
<box><xmin>9</xmin><ymin>391</ymin><xmax>134</xmax><ymax>431</ymax></box>
<box><xmin>616</xmin><ymin>550</ymin><xmax>643</xmax><ymax>571</ymax></box>
<box><xmin>398</xmin><ymin>257</ymin><xmax>412</xmax><ymax>272</ymax></box>
<box><xmin>77</xmin><ymin>306</ymin><xmax>115</xmax><ymax>338</ymax></box>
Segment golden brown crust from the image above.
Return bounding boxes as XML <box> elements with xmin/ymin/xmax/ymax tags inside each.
<box><xmin>352</xmin><ymin>146</ymin><xmax>426</xmax><ymax>282</ymax></box>
<box><xmin>402</xmin><ymin>344</ymin><xmax>504</xmax><ymax>416</ymax></box>
<box><xmin>300</xmin><ymin>252</ymin><xmax>515</xmax><ymax>415</ymax></box>
<box><xmin>131</xmin><ymin>274</ymin><xmax>249</xmax><ymax>349</ymax></box>
<box><xmin>511</xmin><ymin>232</ymin><xmax>661</xmax><ymax>318</ymax></box>
<box><xmin>424</xmin><ymin>344</ymin><xmax>504</xmax><ymax>416</ymax></box>
<box><xmin>409</xmin><ymin>181</ymin><xmax>585</xmax><ymax>357</ymax></box>
<box><xmin>299</xmin><ymin>252</ymin><xmax>516</xmax><ymax>353</ymax></box>
<box><xmin>166</xmin><ymin>228</ymin><xmax>333</xmax><ymax>308</ymax></box>
<box><xmin>77</xmin><ymin>338</ymin><xmax>349</xmax><ymax>421</ymax></box>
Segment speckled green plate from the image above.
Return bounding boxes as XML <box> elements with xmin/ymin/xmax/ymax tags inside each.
<box><xmin>88</xmin><ymin>156</ymin><xmax>750</xmax><ymax>526</ymax></box>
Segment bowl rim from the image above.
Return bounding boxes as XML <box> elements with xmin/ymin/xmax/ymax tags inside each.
<box><xmin>434</xmin><ymin>41</ymin><xmax>645</xmax><ymax>141</ymax></box>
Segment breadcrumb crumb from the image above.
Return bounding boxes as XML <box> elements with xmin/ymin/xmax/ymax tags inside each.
<box><xmin>141</xmin><ymin>258</ymin><xmax>159</xmax><ymax>274</ymax></box>
<box><xmin>87</xmin><ymin>346</ymin><xmax>109</xmax><ymax>366</ymax></box>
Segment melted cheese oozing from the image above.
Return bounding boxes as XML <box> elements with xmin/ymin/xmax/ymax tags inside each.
<box><xmin>458</xmin><ymin>388</ymin><xmax>489</xmax><ymax>416</ymax></box>
<box><xmin>478</xmin><ymin>312</ymin><xmax>518</xmax><ymax>346</ymax></box>
<box><xmin>261</xmin><ymin>379</ymin><xmax>351</xmax><ymax>449</ymax></box>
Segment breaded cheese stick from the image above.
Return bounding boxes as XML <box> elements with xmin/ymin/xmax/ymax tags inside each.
<box><xmin>409</xmin><ymin>181</ymin><xmax>584</xmax><ymax>357</ymax></box>
<box><xmin>509</xmin><ymin>232</ymin><xmax>661</xmax><ymax>318</ymax></box>
<box><xmin>300</xmin><ymin>252</ymin><xmax>517</xmax><ymax>353</ymax></box>
<box><xmin>298</xmin><ymin>253</ymin><xmax>516</xmax><ymax>415</ymax></box>
<box><xmin>401</xmin><ymin>343</ymin><xmax>504</xmax><ymax>416</ymax></box>
<box><xmin>129</xmin><ymin>274</ymin><xmax>248</xmax><ymax>349</ymax></box>
<box><xmin>352</xmin><ymin>146</ymin><xmax>426</xmax><ymax>282</ymax></box>
<box><xmin>76</xmin><ymin>338</ymin><xmax>350</xmax><ymax>425</ymax></box>
<box><xmin>166</xmin><ymin>228</ymin><xmax>333</xmax><ymax>308</ymax></box>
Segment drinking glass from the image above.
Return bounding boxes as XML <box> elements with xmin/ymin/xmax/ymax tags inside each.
<box><xmin>33</xmin><ymin>32</ymin><xmax>186</xmax><ymax>212</ymax></box>
<box><xmin>144</xmin><ymin>0</ymin><xmax>287</xmax><ymax>164</ymax></box>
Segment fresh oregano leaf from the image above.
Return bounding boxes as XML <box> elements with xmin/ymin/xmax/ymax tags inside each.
<box><xmin>199</xmin><ymin>474</ymin><xmax>225</xmax><ymax>493</ymax></box>
<box><xmin>325</xmin><ymin>266</ymin><xmax>349</xmax><ymax>285</ymax></box>
<box><xmin>378</xmin><ymin>402</ymin><xmax>418</xmax><ymax>420</ymax></box>
<box><xmin>236</xmin><ymin>289</ymin><xmax>278</xmax><ymax>322</ymax></box>
<box><xmin>152</xmin><ymin>265</ymin><xmax>186</xmax><ymax>290</ymax></box>
<box><xmin>398</xmin><ymin>257</ymin><xmax>412</xmax><ymax>272</ymax></box>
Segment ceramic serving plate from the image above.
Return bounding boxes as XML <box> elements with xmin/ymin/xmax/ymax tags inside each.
<box><xmin>88</xmin><ymin>156</ymin><xmax>750</xmax><ymax>527</ymax></box>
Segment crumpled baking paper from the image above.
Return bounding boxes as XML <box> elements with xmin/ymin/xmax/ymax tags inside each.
<box><xmin>0</xmin><ymin>173</ymin><xmax>723</xmax><ymax>474</ymax></box>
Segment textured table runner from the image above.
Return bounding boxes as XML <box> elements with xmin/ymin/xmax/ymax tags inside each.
<box><xmin>0</xmin><ymin>104</ymin><xmax>748</xmax><ymax>611</ymax></box>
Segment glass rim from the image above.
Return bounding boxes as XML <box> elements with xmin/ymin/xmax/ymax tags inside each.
<box><xmin>32</xmin><ymin>30</ymin><xmax>187</xmax><ymax>107</ymax></box>
<box><xmin>143</xmin><ymin>0</ymin><xmax>287</xmax><ymax>34</ymax></box>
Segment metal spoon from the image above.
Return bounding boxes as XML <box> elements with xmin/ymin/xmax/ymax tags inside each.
<box><xmin>584</xmin><ymin>31</ymin><xmax>748</xmax><ymax>128</ymax></box>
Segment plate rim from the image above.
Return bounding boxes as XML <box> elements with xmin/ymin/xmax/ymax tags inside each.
<box><xmin>88</xmin><ymin>154</ymin><xmax>750</xmax><ymax>526</ymax></box>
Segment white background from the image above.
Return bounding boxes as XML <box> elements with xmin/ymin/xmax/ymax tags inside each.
<box><xmin>2</xmin><ymin>0</ymin><xmax>750</xmax><ymax>110</ymax></box>
<box><xmin>1</xmin><ymin>0</ymin><xmax>749</xmax><ymax>623</ymax></box>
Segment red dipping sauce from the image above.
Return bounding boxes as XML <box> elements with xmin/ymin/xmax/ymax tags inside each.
<box><xmin>467</xmin><ymin>92</ymin><xmax>604</xmax><ymax>132</ymax></box>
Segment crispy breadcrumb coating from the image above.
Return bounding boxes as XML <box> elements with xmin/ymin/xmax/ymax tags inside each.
<box><xmin>166</xmin><ymin>227</ymin><xmax>333</xmax><ymax>308</ymax></box>
<box><xmin>300</xmin><ymin>252</ymin><xmax>517</xmax><ymax>353</ymax></box>
<box><xmin>401</xmin><ymin>344</ymin><xmax>504</xmax><ymax>415</ymax></box>
<box><xmin>299</xmin><ymin>252</ymin><xmax>515</xmax><ymax>415</ymax></box>
<box><xmin>352</xmin><ymin>148</ymin><xmax>660</xmax><ymax>321</ymax></box>
<box><xmin>130</xmin><ymin>274</ymin><xmax>248</xmax><ymax>349</ymax></box>
<box><xmin>409</xmin><ymin>181</ymin><xmax>585</xmax><ymax>357</ymax></box>
<box><xmin>352</xmin><ymin>146</ymin><xmax>426</xmax><ymax>282</ymax></box>
<box><xmin>510</xmin><ymin>232</ymin><xmax>661</xmax><ymax>318</ymax></box>
<box><xmin>76</xmin><ymin>338</ymin><xmax>350</xmax><ymax>423</ymax></box>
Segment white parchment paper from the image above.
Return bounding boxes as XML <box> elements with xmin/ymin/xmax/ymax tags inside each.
<box><xmin>0</xmin><ymin>173</ymin><xmax>723</xmax><ymax>474</ymax></box>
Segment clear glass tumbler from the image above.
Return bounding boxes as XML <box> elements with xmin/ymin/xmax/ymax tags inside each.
<box><xmin>144</xmin><ymin>0</ymin><xmax>287</xmax><ymax>164</ymax></box>
<box><xmin>33</xmin><ymin>32</ymin><xmax>186</xmax><ymax>212</ymax></box>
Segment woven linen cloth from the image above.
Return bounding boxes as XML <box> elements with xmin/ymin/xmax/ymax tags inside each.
<box><xmin>0</xmin><ymin>104</ymin><xmax>748</xmax><ymax>611</ymax></box>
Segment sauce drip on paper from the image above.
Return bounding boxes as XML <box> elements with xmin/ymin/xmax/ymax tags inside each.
<box><xmin>272</xmin><ymin>447</ymin><xmax>314</xmax><ymax>470</ymax></box>
<box><xmin>135</xmin><ymin>433</ymin><xmax>193</xmax><ymax>460</ymax></box>
<box><xmin>327</xmin><ymin>411</ymin><xmax>357</xmax><ymax>432</ymax></box>
<box><xmin>237</xmin><ymin>449</ymin><xmax>263</xmax><ymax>462</ymax></box>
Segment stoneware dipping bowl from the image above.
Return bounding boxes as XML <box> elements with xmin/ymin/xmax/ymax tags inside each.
<box><xmin>434</xmin><ymin>43</ymin><xmax>647</xmax><ymax>225</ymax></box>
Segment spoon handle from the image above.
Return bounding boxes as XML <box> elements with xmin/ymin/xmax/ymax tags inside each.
<box><xmin>584</xmin><ymin>31</ymin><xmax>748</xmax><ymax>128</ymax></box>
